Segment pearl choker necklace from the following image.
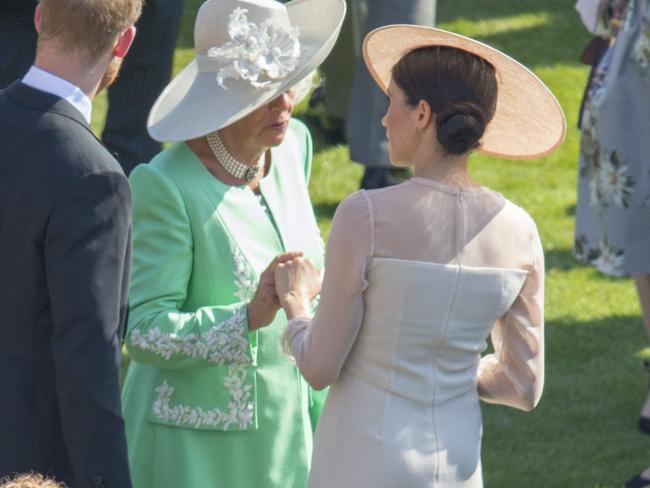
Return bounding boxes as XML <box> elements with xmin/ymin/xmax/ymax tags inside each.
<box><xmin>206</xmin><ymin>131</ymin><xmax>265</xmax><ymax>182</ymax></box>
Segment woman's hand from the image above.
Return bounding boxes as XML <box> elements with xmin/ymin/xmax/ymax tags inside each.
<box><xmin>247</xmin><ymin>252</ymin><xmax>302</xmax><ymax>331</ymax></box>
<box><xmin>275</xmin><ymin>257</ymin><xmax>323</xmax><ymax>319</ymax></box>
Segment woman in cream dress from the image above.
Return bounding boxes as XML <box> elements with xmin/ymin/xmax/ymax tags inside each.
<box><xmin>274</xmin><ymin>26</ymin><xmax>566</xmax><ymax>487</ymax></box>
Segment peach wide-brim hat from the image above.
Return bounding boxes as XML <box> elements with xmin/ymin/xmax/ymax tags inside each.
<box><xmin>363</xmin><ymin>25</ymin><xmax>567</xmax><ymax>160</ymax></box>
<box><xmin>147</xmin><ymin>0</ymin><xmax>346</xmax><ymax>142</ymax></box>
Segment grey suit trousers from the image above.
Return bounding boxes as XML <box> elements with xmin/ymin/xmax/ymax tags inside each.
<box><xmin>321</xmin><ymin>0</ymin><xmax>437</xmax><ymax>167</ymax></box>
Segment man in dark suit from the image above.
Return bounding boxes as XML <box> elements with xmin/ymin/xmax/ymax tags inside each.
<box><xmin>0</xmin><ymin>0</ymin><xmax>184</xmax><ymax>175</ymax></box>
<box><xmin>0</xmin><ymin>0</ymin><xmax>142</xmax><ymax>486</ymax></box>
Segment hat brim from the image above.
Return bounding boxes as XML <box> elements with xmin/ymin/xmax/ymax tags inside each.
<box><xmin>148</xmin><ymin>0</ymin><xmax>346</xmax><ymax>142</ymax></box>
<box><xmin>363</xmin><ymin>25</ymin><xmax>567</xmax><ymax>160</ymax></box>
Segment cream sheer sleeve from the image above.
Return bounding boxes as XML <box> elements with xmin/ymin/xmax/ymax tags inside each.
<box><xmin>283</xmin><ymin>191</ymin><xmax>372</xmax><ymax>390</ymax></box>
<box><xmin>477</xmin><ymin>222</ymin><xmax>545</xmax><ymax>411</ymax></box>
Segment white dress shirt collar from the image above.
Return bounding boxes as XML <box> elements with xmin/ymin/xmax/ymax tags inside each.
<box><xmin>22</xmin><ymin>66</ymin><xmax>92</xmax><ymax>124</ymax></box>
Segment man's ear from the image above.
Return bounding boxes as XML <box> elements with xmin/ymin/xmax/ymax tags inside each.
<box><xmin>34</xmin><ymin>4</ymin><xmax>42</xmax><ymax>34</ymax></box>
<box><xmin>416</xmin><ymin>99</ymin><xmax>433</xmax><ymax>131</ymax></box>
<box><xmin>113</xmin><ymin>25</ymin><xmax>136</xmax><ymax>59</ymax></box>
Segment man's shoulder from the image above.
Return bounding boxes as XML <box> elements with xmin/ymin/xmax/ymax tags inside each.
<box><xmin>0</xmin><ymin>88</ymin><xmax>123</xmax><ymax>181</ymax></box>
<box><xmin>37</xmin><ymin>118</ymin><xmax>123</xmax><ymax>187</ymax></box>
<box><xmin>48</xmin><ymin>119</ymin><xmax>122</xmax><ymax>175</ymax></box>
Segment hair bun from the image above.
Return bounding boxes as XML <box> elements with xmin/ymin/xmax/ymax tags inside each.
<box><xmin>436</xmin><ymin>101</ymin><xmax>487</xmax><ymax>155</ymax></box>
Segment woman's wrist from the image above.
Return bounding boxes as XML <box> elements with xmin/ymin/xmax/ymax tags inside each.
<box><xmin>247</xmin><ymin>295</ymin><xmax>276</xmax><ymax>331</ymax></box>
<box><xmin>281</xmin><ymin>293</ymin><xmax>311</xmax><ymax>320</ymax></box>
<box><xmin>246</xmin><ymin>301</ymin><xmax>263</xmax><ymax>331</ymax></box>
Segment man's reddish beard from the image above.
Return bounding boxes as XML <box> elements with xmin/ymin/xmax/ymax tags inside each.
<box><xmin>98</xmin><ymin>56</ymin><xmax>123</xmax><ymax>93</ymax></box>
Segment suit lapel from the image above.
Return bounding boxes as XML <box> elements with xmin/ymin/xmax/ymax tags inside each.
<box><xmin>178</xmin><ymin>143</ymin><xmax>284</xmax><ymax>277</ymax></box>
<box><xmin>176</xmin><ymin>127</ymin><xmax>324</xmax><ymax>279</ymax></box>
<box><xmin>259</xmin><ymin>135</ymin><xmax>324</xmax><ymax>268</ymax></box>
<box><xmin>216</xmin><ymin>185</ymin><xmax>285</xmax><ymax>276</ymax></box>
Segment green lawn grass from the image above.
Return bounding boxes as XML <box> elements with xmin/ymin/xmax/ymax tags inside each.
<box><xmin>99</xmin><ymin>1</ymin><xmax>648</xmax><ymax>486</ymax></box>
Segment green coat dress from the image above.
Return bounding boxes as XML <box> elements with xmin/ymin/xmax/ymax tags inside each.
<box><xmin>121</xmin><ymin>119</ymin><xmax>326</xmax><ymax>488</ymax></box>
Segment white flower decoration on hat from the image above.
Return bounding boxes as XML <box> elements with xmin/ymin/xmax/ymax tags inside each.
<box><xmin>208</xmin><ymin>7</ymin><xmax>301</xmax><ymax>89</ymax></box>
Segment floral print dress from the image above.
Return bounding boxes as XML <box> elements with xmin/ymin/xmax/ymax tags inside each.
<box><xmin>574</xmin><ymin>0</ymin><xmax>650</xmax><ymax>276</ymax></box>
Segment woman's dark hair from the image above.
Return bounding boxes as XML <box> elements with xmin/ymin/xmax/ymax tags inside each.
<box><xmin>391</xmin><ymin>46</ymin><xmax>497</xmax><ymax>155</ymax></box>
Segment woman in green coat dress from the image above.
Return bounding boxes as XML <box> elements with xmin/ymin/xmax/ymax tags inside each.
<box><xmin>120</xmin><ymin>1</ymin><xmax>346</xmax><ymax>486</ymax></box>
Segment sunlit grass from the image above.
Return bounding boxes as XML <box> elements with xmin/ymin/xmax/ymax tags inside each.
<box><xmin>439</xmin><ymin>12</ymin><xmax>552</xmax><ymax>39</ymax></box>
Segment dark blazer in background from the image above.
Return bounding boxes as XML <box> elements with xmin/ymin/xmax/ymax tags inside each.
<box><xmin>0</xmin><ymin>82</ymin><xmax>132</xmax><ymax>488</ymax></box>
<box><xmin>102</xmin><ymin>0</ymin><xmax>184</xmax><ymax>173</ymax></box>
<box><xmin>0</xmin><ymin>2</ymin><xmax>37</xmax><ymax>90</ymax></box>
<box><xmin>346</xmin><ymin>0</ymin><xmax>437</xmax><ymax>169</ymax></box>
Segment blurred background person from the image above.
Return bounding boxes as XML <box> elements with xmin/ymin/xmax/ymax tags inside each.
<box><xmin>572</xmin><ymin>2</ymin><xmax>650</xmax><ymax>485</ymax></box>
<box><xmin>311</xmin><ymin>0</ymin><xmax>437</xmax><ymax>189</ymax></box>
<box><xmin>101</xmin><ymin>0</ymin><xmax>185</xmax><ymax>173</ymax></box>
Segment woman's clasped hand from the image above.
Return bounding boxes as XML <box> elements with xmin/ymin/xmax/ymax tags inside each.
<box><xmin>247</xmin><ymin>251</ymin><xmax>304</xmax><ymax>331</ymax></box>
<box><xmin>275</xmin><ymin>256</ymin><xmax>324</xmax><ymax>320</ymax></box>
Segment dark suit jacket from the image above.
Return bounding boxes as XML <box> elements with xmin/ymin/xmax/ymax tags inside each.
<box><xmin>0</xmin><ymin>82</ymin><xmax>132</xmax><ymax>488</ymax></box>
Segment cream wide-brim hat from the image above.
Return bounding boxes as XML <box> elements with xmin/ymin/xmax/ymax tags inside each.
<box><xmin>147</xmin><ymin>0</ymin><xmax>346</xmax><ymax>142</ymax></box>
<box><xmin>363</xmin><ymin>25</ymin><xmax>567</xmax><ymax>160</ymax></box>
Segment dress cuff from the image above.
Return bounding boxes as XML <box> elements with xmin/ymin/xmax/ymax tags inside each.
<box><xmin>281</xmin><ymin>315</ymin><xmax>312</xmax><ymax>358</ymax></box>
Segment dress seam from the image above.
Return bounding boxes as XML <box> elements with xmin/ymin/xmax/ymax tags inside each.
<box><xmin>360</xmin><ymin>189</ymin><xmax>375</xmax><ymax>258</ymax></box>
<box><xmin>430</xmin><ymin>192</ymin><xmax>465</xmax><ymax>482</ymax></box>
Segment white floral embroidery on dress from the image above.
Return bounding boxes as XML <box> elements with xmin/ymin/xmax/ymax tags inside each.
<box><xmin>592</xmin><ymin>238</ymin><xmax>625</xmax><ymax>276</ymax></box>
<box><xmin>129</xmin><ymin>308</ymin><xmax>250</xmax><ymax>365</ymax></box>
<box><xmin>580</xmin><ymin>102</ymin><xmax>599</xmax><ymax>163</ymax></box>
<box><xmin>130</xmin><ymin>248</ymin><xmax>258</xmax><ymax>364</ymax></box>
<box><xmin>233</xmin><ymin>246</ymin><xmax>257</xmax><ymax>301</ymax></box>
<box><xmin>588</xmin><ymin>149</ymin><xmax>636</xmax><ymax>208</ymax></box>
<box><xmin>631</xmin><ymin>12</ymin><xmax>650</xmax><ymax>77</ymax></box>
<box><xmin>152</xmin><ymin>365</ymin><xmax>254</xmax><ymax>430</ymax></box>
<box><xmin>208</xmin><ymin>7</ymin><xmax>301</xmax><ymax>89</ymax></box>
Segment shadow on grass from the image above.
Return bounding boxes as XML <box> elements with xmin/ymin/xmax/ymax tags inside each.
<box><xmin>546</xmin><ymin>248</ymin><xmax>583</xmax><ymax>271</ymax></box>
<box><xmin>483</xmin><ymin>313</ymin><xmax>647</xmax><ymax>487</ymax></box>
<box><xmin>545</xmin><ymin>247</ymin><xmax>634</xmax><ymax>284</ymax></box>
<box><xmin>546</xmin><ymin>314</ymin><xmax>644</xmax><ymax>361</ymax></box>
<box><xmin>313</xmin><ymin>202</ymin><xmax>339</xmax><ymax>222</ymax></box>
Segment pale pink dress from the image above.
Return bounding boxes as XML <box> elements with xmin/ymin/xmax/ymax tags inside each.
<box><xmin>284</xmin><ymin>177</ymin><xmax>544</xmax><ymax>487</ymax></box>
